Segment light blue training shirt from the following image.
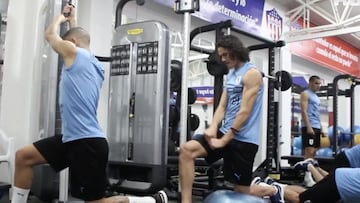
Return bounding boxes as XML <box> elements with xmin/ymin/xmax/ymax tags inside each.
<box><xmin>59</xmin><ymin>47</ymin><xmax>105</xmax><ymax>142</ymax></box>
<box><xmin>344</xmin><ymin>144</ymin><xmax>360</xmax><ymax>168</ymax></box>
<box><xmin>301</xmin><ymin>89</ymin><xmax>321</xmax><ymax>129</ymax></box>
<box><xmin>220</xmin><ymin>62</ymin><xmax>264</xmax><ymax>145</ymax></box>
<box><xmin>335</xmin><ymin>168</ymin><xmax>360</xmax><ymax>203</ymax></box>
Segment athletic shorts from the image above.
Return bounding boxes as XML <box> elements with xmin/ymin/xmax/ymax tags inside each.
<box><xmin>301</xmin><ymin>127</ymin><xmax>321</xmax><ymax>148</ymax></box>
<box><xmin>299</xmin><ymin>171</ymin><xmax>340</xmax><ymax>203</ymax></box>
<box><xmin>33</xmin><ymin>135</ymin><xmax>109</xmax><ymax>201</ymax></box>
<box><xmin>192</xmin><ymin>131</ymin><xmax>258</xmax><ymax>186</ymax></box>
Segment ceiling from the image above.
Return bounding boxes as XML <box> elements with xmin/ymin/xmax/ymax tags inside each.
<box><xmin>1</xmin><ymin>0</ymin><xmax>358</xmax><ymax>48</ymax></box>
<box><xmin>274</xmin><ymin>0</ymin><xmax>360</xmax><ymax>49</ymax></box>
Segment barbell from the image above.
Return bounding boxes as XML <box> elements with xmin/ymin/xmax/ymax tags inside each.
<box><xmin>206</xmin><ymin>52</ymin><xmax>293</xmax><ymax>91</ymax></box>
<box><xmin>262</xmin><ymin>70</ymin><xmax>293</xmax><ymax>91</ymax></box>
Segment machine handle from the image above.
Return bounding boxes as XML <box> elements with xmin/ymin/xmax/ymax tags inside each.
<box><xmin>129</xmin><ymin>92</ymin><xmax>135</xmax><ymax>118</ymax></box>
<box><xmin>63</xmin><ymin>0</ymin><xmax>74</xmax><ymax>17</ymax></box>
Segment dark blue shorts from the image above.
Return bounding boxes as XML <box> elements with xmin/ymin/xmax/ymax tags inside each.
<box><xmin>193</xmin><ymin>131</ymin><xmax>258</xmax><ymax>186</ymax></box>
<box><xmin>33</xmin><ymin>135</ymin><xmax>109</xmax><ymax>201</ymax></box>
<box><xmin>301</xmin><ymin>127</ymin><xmax>321</xmax><ymax>148</ymax></box>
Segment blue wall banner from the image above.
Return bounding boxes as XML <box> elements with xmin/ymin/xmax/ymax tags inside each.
<box><xmin>153</xmin><ymin>0</ymin><xmax>266</xmax><ymax>38</ymax></box>
<box><xmin>192</xmin><ymin>86</ymin><xmax>214</xmax><ymax>104</ymax></box>
<box><xmin>266</xmin><ymin>8</ymin><xmax>283</xmax><ymax>41</ymax></box>
<box><xmin>193</xmin><ymin>86</ymin><xmax>214</xmax><ymax>97</ymax></box>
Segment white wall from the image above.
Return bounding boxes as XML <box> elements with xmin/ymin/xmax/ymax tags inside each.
<box><xmin>278</xmin><ymin>46</ymin><xmax>292</xmax><ymax>166</ymax></box>
<box><xmin>0</xmin><ymin>0</ymin><xmax>62</xmax><ymax>183</ymax></box>
<box><xmin>354</xmin><ymin>86</ymin><xmax>360</xmax><ymax>127</ymax></box>
<box><xmin>249</xmin><ymin>49</ymin><xmax>270</xmax><ymax>167</ymax></box>
<box><xmin>0</xmin><ymin>0</ymin><xmax>8</xmax><ymax>13</ymax></box>
<box><xmin>76</xmin><ymin>0</ymin><xmax>114</xmax><ymax>136</ymax></box>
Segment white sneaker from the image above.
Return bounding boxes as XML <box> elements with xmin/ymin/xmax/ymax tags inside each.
<box><xmin>152</xmin><ymin>190</ymin><xmax>168</xmax><ymax>203</ymax></box>
<box><xmin>270</xmin><ymin>182</ymin><xmax>285</xmax><ymax>203</ymax></box>
<box><xmin>251</xmin><ymin>176</ymin><xmax>262</xmax><ymax>186</ymax></box>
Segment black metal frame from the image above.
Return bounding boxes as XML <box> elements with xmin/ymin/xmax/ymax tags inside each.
<box><xmin>285</xmin><ymin>75</ymin><xmax>359</xmax><ymax>172</ymax></box>
<box><xmin>93</xmin><ymin>0</ymin><xmax>146</xmax><ymax>62</ymax></box>
<box><xmin>332</xmin><ymin>75</ymin><xmax>360</xmax><ymax>155</ymax></box>
<box><xmin>115</xmin><ymin>0</ymin><xmax>145</xmax><ymax>29</ymax></box>
<box><xmin>349</xmin><ymin>81</ymin><xmax>360</xmax><ymax>146</ymax></box>
<box><xmin>190</xmin><ymin>20</ymin><xmax>231</xmax><ymax>113</ymax></box>
<box><xmin>189</xmin><ymin>20</ymin><xmax>285</xmax><ymax>174</ymax></box>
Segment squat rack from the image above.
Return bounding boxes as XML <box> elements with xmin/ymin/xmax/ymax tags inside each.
<box><xmin>331</xmin><ymin>74</ymin><xmax>360</xmax><ymax>154</ymax></box>
<box><xmin>290</xmin><ymin>75</ymin><xmax>360</xmax><ymax>156</ymax></box>
<box><xmin>112</xmin><ymin>0</ymin><xmax>287</xmax><ymax>184</ymax></box>
<box><xmin>189</xmin><ymin>19</ymin><xmax>286</xmax><ymax>174</ymax></box>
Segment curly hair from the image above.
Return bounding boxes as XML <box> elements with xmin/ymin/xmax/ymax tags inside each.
<box><xmin>216</xmin><ymin>35</ymin><xmax>249</xmax><ymax>62</ymax></box>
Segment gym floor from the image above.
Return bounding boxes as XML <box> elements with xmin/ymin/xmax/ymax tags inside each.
<box><xmin>0</xmin><ymin>191</ymin><xmax>204</xmax><ymax>203</ymax></box>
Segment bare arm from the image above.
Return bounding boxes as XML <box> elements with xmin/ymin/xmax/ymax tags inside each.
<box><xmin>69</xmin><ymin>18</ymin><xmax>77</xmax><ymax>28</ymax></box>
<box><xmin>45</xmin><ymin>15</ymin><xmax>75</xmax><ymax>56</ymax></box>
<box><xmin>300</xmin><ymin>91</ymin><xmax>314</xmax><ymax>134</ymax></box>
<box><xmin>45</xmin><ymin>5</ymin><xmax>77</xmax><ymax>66</ymax></box>
<box><xmin>222</xmin><ymin>68</ymin><xmax>262</xmax><ymax>143</ymax></box>
<box><xmin>204</xmin><ymin>90</ymin><xmax>227</xmax><ymax>138</ymax></box>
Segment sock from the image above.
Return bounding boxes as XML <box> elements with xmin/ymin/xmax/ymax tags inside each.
<box><xmin>304</xmin><ymin>171</ymin><xmax>315</xmax><ymax>186</ymax></box>
<box><xmin>128</xmin><ymin>196</ymin><xmax>156</xmax><ymax>203</ymax></box>
<box><xmin>259</xmin><ymin>182</ymin><xmax>269</xmax><ymax>187</ymax></box>
<box><xmin>11</xmin><ymin>186</ymin><xmax>30</xmax><ymax>203</ymax></box>
<box><xmin>304</xmin><ymin>171</ymin><xmax>312</xmax><ymax>181</ymax></box>
<box><xmin>254</xmin><ymin>182</ymin><xmax>273</xmax><ymax>198</ymax></box>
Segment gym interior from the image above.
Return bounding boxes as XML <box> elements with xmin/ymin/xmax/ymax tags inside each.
<box><xmin>0</xmin><ymin>0</ymin><xmax>359</xmax><ymax>202</ymax></box>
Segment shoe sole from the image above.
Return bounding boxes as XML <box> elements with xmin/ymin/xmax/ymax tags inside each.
<box><xmin>251</xmin><ymin>177</ymin><xmax>262</xmax><ymax>186</ymax></box>
<box><xmin>157</xmin><ymin>190</ymin><xmax>168</xmax><ymax>203</ymax></box>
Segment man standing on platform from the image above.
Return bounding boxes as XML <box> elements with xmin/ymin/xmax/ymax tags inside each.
<box><xmin>295</xmin><ymin>75</ymin><xmax>323</xmax><ymax>187</ymax></box>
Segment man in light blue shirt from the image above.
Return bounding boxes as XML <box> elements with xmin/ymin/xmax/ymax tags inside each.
<box><xmin>282</xmin><ymin>144</ymin><xmax>360</xmax><ymax>203</ymax></box>
<box><xmin>178</xmin><ymin>35</ymin><xmax>285</xmax><ymax>203</ymax></box>
<box><xmin>11</xmin><ymin>4</ymin><xmax>167</xmax><ymax>203</ymax></box>
<box><xmin>295</xmin><ymin>75</ymin><xmax>323</xmax><ymax>187</ymax></box>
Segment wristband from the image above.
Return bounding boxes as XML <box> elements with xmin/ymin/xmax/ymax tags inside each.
<box><xmin>230</xmin><ymin>127</ymin><xmax>239</xmax><ymax>134</ymax></box>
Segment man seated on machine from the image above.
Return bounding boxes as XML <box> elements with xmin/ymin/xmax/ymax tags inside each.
<box><xmin>11</xmin><ymin>4</ymin><xmax>167</xmax><ymax>203</ymax></box>
<box><xmin>252</xmin><ymin>144</ymin><xmax>360</xmax><ymax>203</ymax></box>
